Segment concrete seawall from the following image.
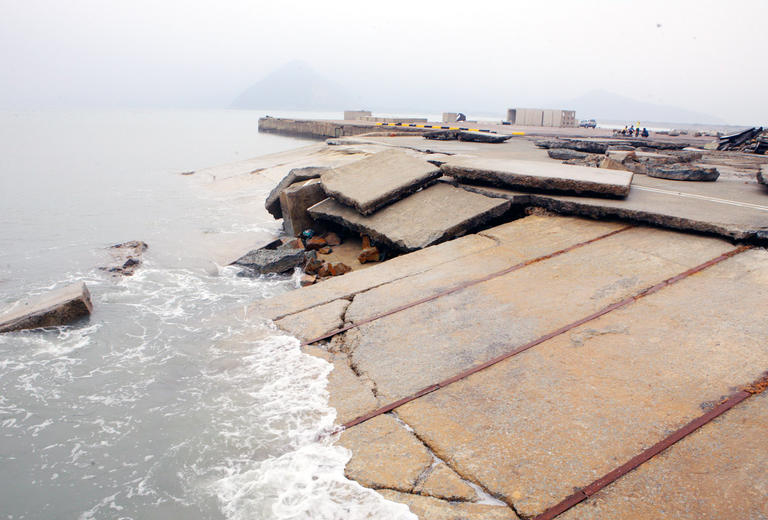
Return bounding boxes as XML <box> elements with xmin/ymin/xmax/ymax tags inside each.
<box><xmin>258</xmin><ymin>117</ymin><xmax>429</xmax><ymax>139</ymax></box>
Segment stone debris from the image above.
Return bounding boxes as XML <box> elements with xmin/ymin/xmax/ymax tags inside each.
<box><xmin>324</xmin><ymin>231</ymin><xmax>342</xmax><ymax>246</ymax></box>
<box><xmin>358</xmin><ymin>247</ymin><xmax>380</xmax><ymax>263</ymax></box>
<box><xmin>599</xmin><ymin>157</ymin><xmax>631</xmax><ymax>171</ymax></box>
<box><xmin>646</xmin><ymin>165</ymin><xmax>720</xmax><ymax>182</ymax></box>
<box><xmin>308</xmin><ymin>182</ymin><xmax>511</xmax><ymax>252</ymax></box>
<box><xmin>0</xmin><ymin>282</ymin><xmax>93</xmax><ymax>333</ymax></box>
<box><xmin>424</xmin><ymin>130</ymin><xmax>513</xmax><ymax>143</ymax></box>
<box><xmin>305</xmin><ymin>236</ymin><xmax>327</xmax><ymax>250</ymax></box>
<box><xmin>279</xmin><ymin>179</ymin><xmax>328</xmax><ymax>236</ymax></box>
<box><xmin>231</xmin><ymin>248</ymin><xmax>315</xmax><ymax>276</ymax></box>
<box><xmin>536</xmin><ymin>138</ymin><xmax>609</xmax><ymax>154</ymax></box>
<box><xmin>101</xmin><ymin>240</ymin><xmax>148</xmax><ymax>276</ymax></box>
<box><xmin>317</xmin><ymin>246</ymin><xmax>332</xmax><ymax>254</ymax></box>
<box><xmin>757</xmin><ymin>165</ymin><xmax>767</xmax><ymax>185</ymax></box>
<box><xmin>441</xmin><ymin>157</ymin><xmax>633</xmax><ymax>197</ymax></box>
<box><xmin>547</xmin><ymin>148</ymin><xmax>588</xmax><ymax>161</ymax></box>
<box><xmin>716</xmin><ymin>126</ymin><xmax>767</xmax><ymax>153</ymax></box>
<box><xmin>299</xmin><ymin>273</ymin><xmax>316</xmax><ymax>286</ymax></box>
<box><xmin>320</xmin><ymin>149</ymin><xmax>442</xmax><ymax>215</ymax></box>
<box><xmin>265</xmin><ymin>166</ymin><xmax>329</xmax><ymax>219</ymax></box>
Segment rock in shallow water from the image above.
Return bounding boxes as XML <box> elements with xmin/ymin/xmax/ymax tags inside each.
<box><xmin>232</xmin><ymin>248</ymin><xmax>315</xmax><ymax>275</ymax></box>
<box><xmin>0</xmin><ymin>282</ymin><xmax>93</xmax><ymax>333</ymax></box>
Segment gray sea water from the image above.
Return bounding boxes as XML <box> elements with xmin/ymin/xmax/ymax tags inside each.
<box><xmin>0</xmin><ymin>109</ymin><xmax>414</xmax><ymax>519</ymax></box>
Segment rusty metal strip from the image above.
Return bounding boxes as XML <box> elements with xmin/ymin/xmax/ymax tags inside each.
<box><xmin>302</xmin><ymin>225</ymin><xmax>634</xmax><ymax>346</ymax></box>
<box><xmin>533</xmin><ymin>385</ymin><xmax>757</xmax><ymax>520</ymax></box>
<box><xmin>333</xmin><ymin>244</ymin><xmax>750</xmax><ymax>435</ymax></box>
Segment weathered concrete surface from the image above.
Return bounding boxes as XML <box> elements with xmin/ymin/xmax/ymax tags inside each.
<box><xmin>560</xmin><ymin>391</ymin><xmax>768</xmax><ymax>520</ymax></box>
<box><xmin>279</xmin><ymin>179</ymin><xmax>328</xmax><ymax>236</ymax></box>
<box><xmin>414</xmin><ymin>462</ymin><xmax>477</xmax><ymax>501</ymax></box>
<box><xmin>378</xmin><ymin>490</ymin><xmax>518</xmax><ymax>520</ymax></box>
<box><xmin>320</xmin><ymin>149</ymin><xmax>441</xmax><ymax>215</ymax></box>
<box><xmin>396</xmin><ymin>247</ymin><xmax>768</xmax><ymax>518</ymax></box>
<box><xmin>231</xmin><ymin>248</ymin><xmax>314</xmax><ymax>275</ymax></box>
<box><xmin>646</xmin><ymin>164</ymin><xmax>720</xmax><ymax>181</ymax></box>
<box><xmin>758</xmin><ymin>164</ymin><xmax>767</xmax><ymax>185</ymax></box>
<box><xmin>308</xmin><ymin>183</ymin><xmax>511</xmax><ymax>252</ymax></box>
<box><xmin>265</xmin><ymin>166</ymin><xmax>329</xmax><ymax>219</ymax></box>
<box><xmin>344</xmin><ymin>216</ymin><xmax>626</xmax><ymax>324</ymax></box>
<box><xmin>337</xmin><ymin>414</ymin><xmax>432</xmax><ymax>492</ymax></box>
<box><xmin>0</xmin><ymin>282</ymin><xmax>93</xmax><ymax>333</ymax></box>
<box><xmin>302</xmin><ymin>346</ymin><xmax>379</xmax><ymax>426</ymax></box>
<box><xmin>424</xmin><ymin>130</ymin><xmax>513</xmax><ymax>144</ymax></box>
<box><xmin>441</xmin><ymin>157</ymin><xmax>633</xmax><ymax>197</ymax></box>
<box><xmin>377</xmin><ymin>490</ymin><xmax>518</xmax><ymax>520</ymax></box>
<box><xmin>342</xmin><ymin>226</ymin><xmax>734</xmax><ymax>405</ymax></box>
<box><xmin>248</xmin><ymin>233</ymin><xmax>497</xmax><ymax>321</ymax></box>
<box><xmin>455</xmin><ymin>175</ymin><xmax>768</xmax><ymax>242</ymax></box>
<box><xmin>274</xmin><ymin>298</ymin><xmax>350</xmax><ymax>343</ymax></box>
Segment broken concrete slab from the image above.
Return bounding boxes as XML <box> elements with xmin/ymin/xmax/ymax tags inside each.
<box><xmin>414</xmin><ymin>462</ymin><xmax>477</xmax><ymax>502</ymax></box>
<box><xmin>0</xmin><ymin>282</ymin><xmax>93</xmax><ymax>333</ymax></box>
<box><xmin>377</xmin><ymin>490</ymin><xmax>518</xmax><ymax>520</ymax></box>
<box><xmin>441</xmin><ymin>157</ymin><xmax>633</xmax><ymax>197</ymax></box>
<box><xmin>396</xmin><ymin>247</ymin><xmax>768</xmax><ymax>518</ymax></box>
<box><xmin>547</xmin><ymin>149</ymin><xmax>588</xmax><ymax>161</ymax></box>
<box><xmin>265</xmin><ymin>166</ymin><xmax>329</xmax><ymax>219</ymax></box>
<box><xmin>320</xmin><ymin>149</ymin><xmax>442</xmax><ymax>215</ymax></box>
<box><xmin>338</xmin><ymin>414</ymin><xmax>432</xmax><ymax>493</ymax></box>
<box><xmin>301</xmin><ymin>346</ymin><xmax>379</xmax><ymax>425</ymax></box>
<box><xmin>560</xmin><ymin>391</ymin><xmax>768</xmax><ymax>520</ymax></box>
<box><xmin>535</xmin><ymin>139</ymin><xmax>609</xmax><ymax>154</ymax></box>
<box><xmin>231</xmin><ymin>248</ymin><xmax>314</xmax><ymax>275</ymax></box>
<box><xmin>454</xmin><ymin>175</ymin><xmax>768</xmax><ymax>243</ymax></box>
<box><xmin>646</xmin><ymin>164</ymin><xmax>720</xmax><ymax>181</ymax></box>
<box><xmin>273</xmin><ymin>298</ymin><xmax>350</xmax><ymax>343</ymax></box>
<box><xmin>759</xmin><ymin>165</ymin><xmax>767</xmax><ymax>185</ymax></box>
<box><xmin>279</xmin><ymin>179</ymin><xmax>328</xmax><ymax>236</ymax></box>
<box><xmin>309</xmin><ymin>182</ymin><xmax>510</xmax><ymax>252</ymax></box>
<box><xmin>248</xmin><ymin>233</ymin><xmax>497</xmax><ymax>321</ymax></box>
<box><xmin>342</xmin><ymin>226</ymin><xmax>734</xmax><ymax>406</ymax></box>
<box><xmin>424</xmin><ymin>130</ymin><xmax>513</xmax><ymax>144</ymax></box>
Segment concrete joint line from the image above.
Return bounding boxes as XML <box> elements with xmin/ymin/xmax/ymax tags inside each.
<box><xmin>302</xmin><ymin>225</ymin><xmax>635</xmax><ymax>347</ymax></box>
<box><xmin>332</xmin><ymin>244</ymin><xmax>751</xmax><ymax>438</ymax></box>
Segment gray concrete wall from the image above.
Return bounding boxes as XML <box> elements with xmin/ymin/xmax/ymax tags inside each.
<box><xmin>344</xmin><ymin>110</ymin><xmax>372</xmax><ymax>120</ymax></box>
<box><xmin>258</xmin><ymin>117</ymin><xmax>428</xmax><ymax>139</ymax></box>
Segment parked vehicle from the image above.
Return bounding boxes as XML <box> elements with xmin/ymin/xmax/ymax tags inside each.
<box><xmin>579</xmin><ymin>119</ymin><xmax>597</xmax><ymax>128</ymax></box>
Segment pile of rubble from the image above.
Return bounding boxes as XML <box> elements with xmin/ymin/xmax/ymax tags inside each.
<box><xmin>716</xmin><ymin>126</ymin><xmax>767</xmax><ymax>154</ymax></box>
<box><xmin>538</xmin><ymin>138</ymin><xmax>721</xmax><ymax>182</ymax></box>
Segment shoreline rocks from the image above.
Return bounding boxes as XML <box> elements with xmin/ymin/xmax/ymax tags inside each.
<box><xmin>101</xmin><ymin>240</ymin><xmax>148</xmax><ymax>276</ymax></box>
<box><xmin>232</xmin><ymin>248</ymin><xmax>316</xmax><ymax>276</ymax></box>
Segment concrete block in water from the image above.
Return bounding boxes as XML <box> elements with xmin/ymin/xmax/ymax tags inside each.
<box><xmin>441</xmin><ymin>157</ymin><xmax>633</xmax><ymax>197</ymax></box>
<box><xmin>308</xmin><ymin>182</ymin><xmax>510</xmax><ymax>252</ymax></box>
<box><xmin>320</xmin><ymin>149</ymin><xmax>441</xmax><ymax>215</ymax></box>
<box><xmin>279</xmin><ymin>179</ymin><xmax>328</xmax><ymax>236</ymax></box>
<box><xmin>0</xmin><ymin>282</ymin><xmax>93</xmax><ymax>333</ymax></box>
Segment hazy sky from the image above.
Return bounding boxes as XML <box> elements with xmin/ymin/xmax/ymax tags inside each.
<box><xmin>1</xmin><ymin>0</ymin><xmax>766</xmax><ymax>123</ymax></box>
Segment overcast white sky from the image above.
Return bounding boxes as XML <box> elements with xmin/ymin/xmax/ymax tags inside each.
<box><xmin>1</xmin><ymin>0</ymin><xmax>766</xmax><ymax>124</ymax></box>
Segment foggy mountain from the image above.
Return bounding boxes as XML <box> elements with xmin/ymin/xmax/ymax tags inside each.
<box><xmin>232</xmin><ymin>61</ymin><xmax>359</xmax><ymax>110</ymax></box>
<box><xmin>563</xmin><ymin>90</ymin><xmax>724</xmax><ymax>124</ymax></box>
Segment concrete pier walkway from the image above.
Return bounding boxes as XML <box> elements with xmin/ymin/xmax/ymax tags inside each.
<box><xmin>252</xmin><ymin>215</ymin><xmax>768</xmax><ymax>519</ymax></box>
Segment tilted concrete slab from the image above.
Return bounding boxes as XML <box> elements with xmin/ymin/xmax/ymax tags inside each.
<box><xmin>0</xmin><ymin>282</ymin><xmax>93</xmax><ymax>333</ymax></box>
<box><xmin>395</xmin><ymin>247</ymin><xmax>768</xmax><ymax>518</ymax></box>
<box><xmin>320</xmin><ymin>149</ymin><xmax>442</xmax><ymax>215</ymax></box>
<box><xmin>342</xmin><ymin>227</ymin><xmax>735</xmax><ymax>404</ymax></box>
<box><xmin>759</xmin><ymin>164</ymin><xmax>767</xmax><ymax>185</ymax></box>
<box><xmin>308</xmin><ymin>183</ymin><xmax>511</xmax><ymax>252</ymax></box>
<box><xmin>345</xmin><ymin>216</ymin><xmax>627</xmax><ymax>324</ymax></box>
<box><xmin>455</xmin><ymin>175</ymin><xmax>768</xmax><ymax>242</ymax></box>
<box><xmin>441</xmin><ymin>157</ymin><xmax>633</xmax><ymax>197</ymax></box>
<box><xmin>248</xmin><ymin>233</ymin><xmax>498</xmax><ymax>321</ymax></box>
<box><xmin>559</xmin><ymin>391</ymin><xmax>768</xmax><ymax>520</ymax></box>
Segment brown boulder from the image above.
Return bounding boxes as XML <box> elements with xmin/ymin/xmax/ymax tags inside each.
<box><xmin>329</xmin><ymin>262</ymin><xmax>352</xmax><ymax>276</ymax></box>
<box><xmin>317</xmin><ymin>246</ymin><xmax>332</xmax><ymax>254</ymax></box>
<box><xmin>358</xmin><ymin>247</ymin><xmax>380</xmax><ymax>264</ymax></box>
<box><xmin>299</xmin><ymin>274</ymin><xmax>317</xmax><ymax>287</ymax></box>
<box><xmin>324</xmin><ymin>232</ymin><xmax>342</xmax><ymax>246</ymax></box>
<box><xmin>305</xmin><ymin>236</ymin><xmax>327</xmax><ymax>250</ymax></box>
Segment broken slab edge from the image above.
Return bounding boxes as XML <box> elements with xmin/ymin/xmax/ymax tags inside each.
<box><xmin>0</xmin><ymin>282</ymin><xmax>94</xmax><ymax>333</ymax></box>
<box><xmin>441</xmin><ymin>165</ymin><xmax>632</xmax><ymax>198</ymax></box>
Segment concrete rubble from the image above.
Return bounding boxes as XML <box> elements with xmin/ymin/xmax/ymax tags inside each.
<box><xmin>308</xmin><ymin>182</ymin><xmax>511</xmax><ymax>252</ymax></box>
<box><xmin>231</xmin><ymin>247</ymin><xmax>315</xmax><ymax>275</ymax></box>
<box><xmin>320</xmin><ymin>149</ymin><xmax>442</xmax><ymax>215</ymax></box>
<box><xmin>265</xmin><ymin>166</ymin><xmax>329</xmax><ymax>219</ymax></box>
<box><xmin>280</xmin><ymin>178</ymin><xmax>327</xmax><ymax>236</ymax></box>
<box><xmin>101</xmin><ymin>240</ymin><xmax>148</xmax><ymax>276</ymax></box>
<box><xmin>441</xmin><ymin>157</ymin><xmax>633</xmax><ymax>197</ymax></box>
<box><xmin>0</xmin><ymin>282</ymin><xmax>93</xmax><ymax>333</ymax></box>
<box><xmin>424</xmin><ymin>130</ymin><xmax>513</xmax><ymax>144</ymax></box>
<box><xmin>646</xmin><ymin>164</ymin><xmax>720</xmax><ymax>181</ymax></box>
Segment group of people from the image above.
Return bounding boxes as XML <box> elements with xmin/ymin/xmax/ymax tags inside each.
<box><xmin>619</xmin><ymin>124</ymin><xmax>650</xmax><ymax>138</ymax></box>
